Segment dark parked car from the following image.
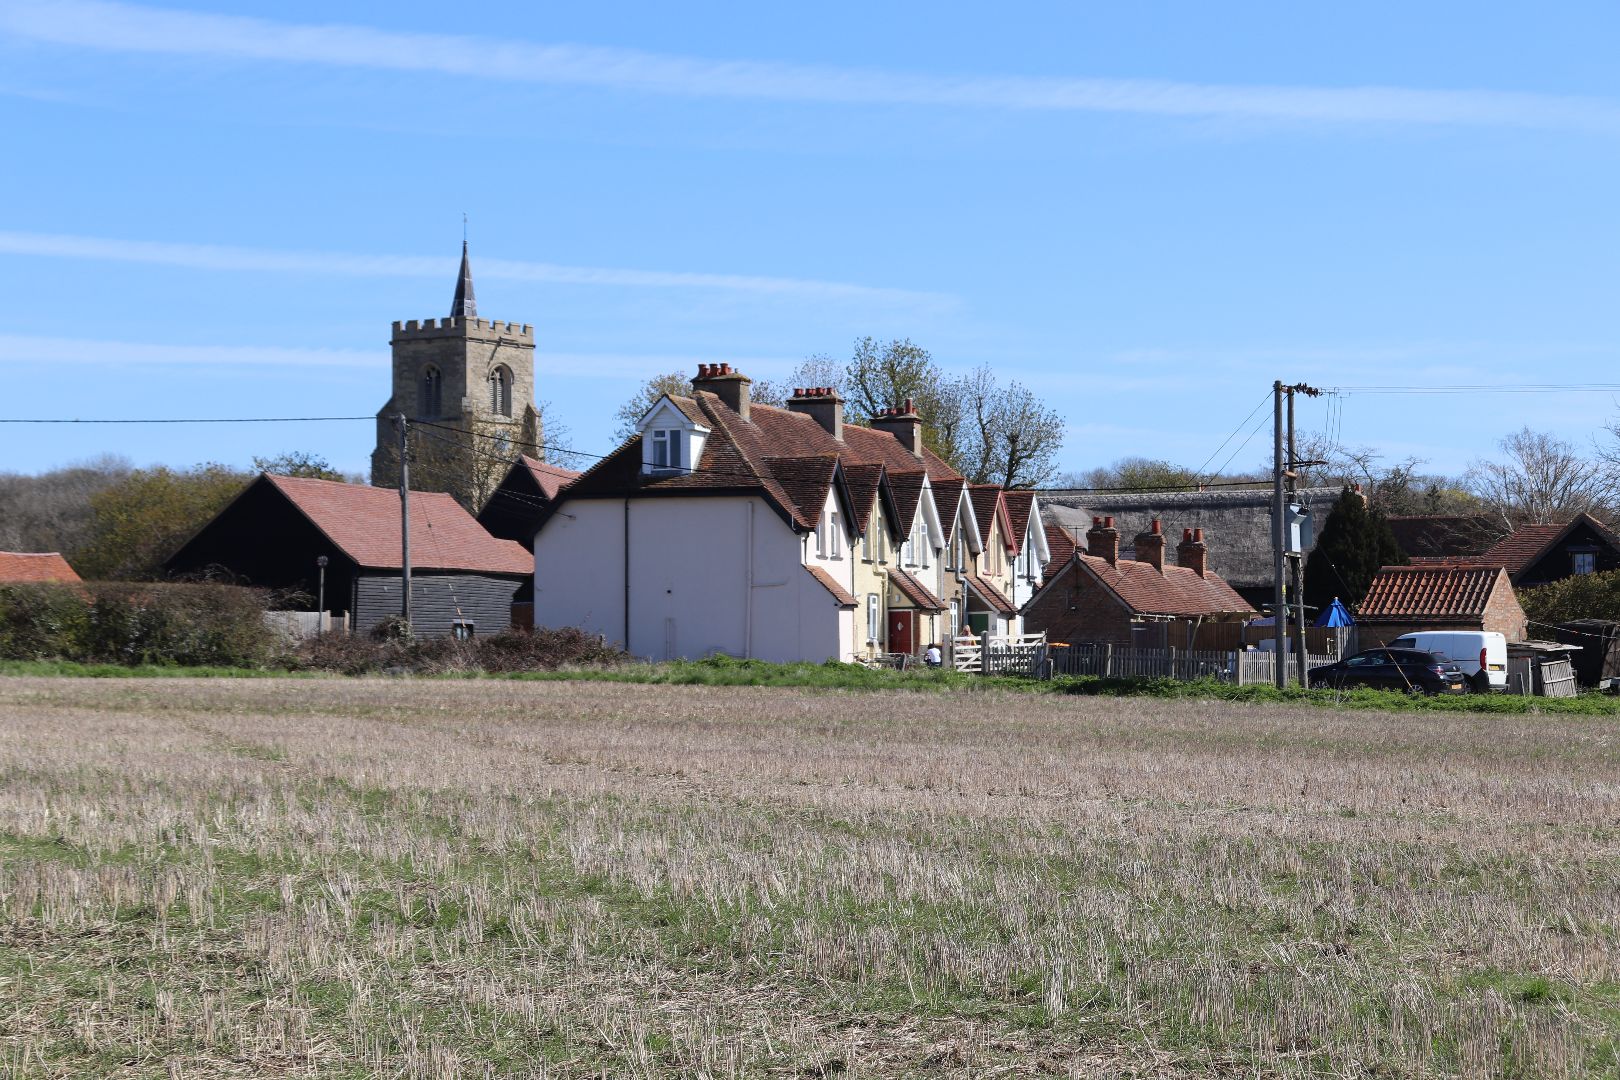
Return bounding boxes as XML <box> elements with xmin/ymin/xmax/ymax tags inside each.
<box><xmin>1308</xmin><ymin>649</ymin><xmax>1467</xmax><ymax>695</ymax></box>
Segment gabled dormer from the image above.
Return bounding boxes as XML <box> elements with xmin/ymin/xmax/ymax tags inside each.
<box><xmin>638</xmin><ymin>397</ymin><xmax>710</xmax><ymax>476</ymax></box>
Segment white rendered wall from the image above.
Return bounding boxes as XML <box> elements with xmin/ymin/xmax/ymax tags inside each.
<box><xmin>534</xmin><ymin>495</ymin><xmax>851</xmax><ymax>663</ymax></box>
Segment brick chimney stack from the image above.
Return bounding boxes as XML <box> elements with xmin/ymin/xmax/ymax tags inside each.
<box><xmin>869</xmin><ymin>399</ymin><xmax>924</xmax><ymax>460</ymax></box>
<box><xmin>1135</xmin><ymin>519</ymin><xmax>1165</xmax><ymax>572</ymax></box>
<box><xmin>1086</xmin><ymin>516</ymin><xmax>1119</xmax><ymax>566</ymax></box>
<box><xmin>1177</xmin><ymin>527</ymin><xmax>1208</xmax><ymax>577</ymax></box>
<box><xmin>786</xmin><ymin>385</ymin><xmax>843</xmax><ymax>441</ymax></box>
<box><xmin>692</xmin><ymin>363</ymin><xmax>751</xmax><ymax>422</ymax></box>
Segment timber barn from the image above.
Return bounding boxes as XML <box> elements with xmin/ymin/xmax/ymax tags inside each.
<box><xmin>166</xmin><ymin>473</ymin><xmax>532</xmax><ymax>638</ymax></box>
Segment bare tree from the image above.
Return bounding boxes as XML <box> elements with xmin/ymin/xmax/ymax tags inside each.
<box><xmin>0</xmin><ymin>455</ymin><xmax>132</xmax><ymax>556</ymax></box>
<box><xmin>957</xmin><ymin>365</ymin><xmax>1065</xmax><ymax>489</ymax></box>
<box><xmin>1291</xmin><ymin>433</ymin><xmax>1477</xmax><ymax>515</ymax></box>
<box><xmin>1467</xmin><ymin>426</ymin><xmax>1620</xmax><ymax>526</ymax></box>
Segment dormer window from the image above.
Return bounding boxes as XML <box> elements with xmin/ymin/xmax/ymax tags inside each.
<box><xmin>638</xmin><ymin>397</ymin><xmax>709</xmax><ymax>476</ymax></box>
<box><xmin>651</xmin><ymin>429</ymin><xmax>682</xmax><ymax>471</ymax></box>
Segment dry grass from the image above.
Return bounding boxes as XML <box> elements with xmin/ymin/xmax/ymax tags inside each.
<box><xmin>0</xmin><ymin>677</ymin><xmax>1617</xmax><ymax>1078</ymax></box>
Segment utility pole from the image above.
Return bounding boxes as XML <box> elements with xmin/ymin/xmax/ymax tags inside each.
<box><xmin>1287</xmin><ymin>390</ymin><xmax>1308</xmax><ymax>687</ymax></box>
<box><xmin>1272</xmin><ymin>381</ymin><xmax>1286</xmax><ymax>687</ymax></box>
<box><xmin>1270</xmin><ymin>382</ymin><xmax>1324</xmax><ymax>688</ymax></box>
<box><xmin>396</xmin><ymin>413</ymin><xmax>412</xmax><ymax>626</ymax></box>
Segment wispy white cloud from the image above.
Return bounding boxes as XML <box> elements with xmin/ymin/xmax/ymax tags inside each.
<box><xmin>0</xmin><ymin>230</ymin><xmax>945</xmax><ymax>305</ymax></box>
<box><xmin>3</xmin><ymin>0</ymin><xmax>1619</xmax><ymax>133</ymax></box>
<box><xmin>0</xmin><ymin>333</ymin><xmax>383</xmax><ymax>369</ymax></box>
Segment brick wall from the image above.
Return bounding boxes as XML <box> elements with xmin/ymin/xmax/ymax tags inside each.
<box><xmin>1359</xmin><ymin>575</ymin><xmax>1528</xmax><ymax>646</ymax></box>
<box><xmin>1023</xmin><ymin>561</ymin><xmax>1136</xmax><ymax>646</ymax></box>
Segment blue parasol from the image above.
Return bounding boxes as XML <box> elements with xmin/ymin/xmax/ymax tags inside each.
<box><xmin>1314</xmin><ymin>597</ymin><xmax>1354</xmax><ymax>628</ymax></box>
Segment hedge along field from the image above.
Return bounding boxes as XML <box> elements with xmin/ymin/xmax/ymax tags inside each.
<box><xmin>2</xmin><ymin>678</ymin><xmax>1618</xmax><ymax>1078</ymax></box>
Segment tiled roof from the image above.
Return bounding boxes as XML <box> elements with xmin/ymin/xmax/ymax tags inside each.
<box><xmin>265</xmin><ymin>475</ymin><xmax>531</xmax><ymax>575</ymax></box>
<box><xmin>0</xmin><ymin>551</ymin><xmax>82</xmax><ymax>584</ymax></box>
<box><xmin>555</xmin><ymin>390</ymin><xmax>966</xmax><ymax>536</ymax></box>
<box><xmin>887</xmin><ymin>568</ymin><xmax>946</xmax><ymax>611</ymax></box>
<box><xmin>1002</xmin><ymin>491</ymin><xmax>1035</xmax><ymax>554</ymax></box>
<box><xmin>933</xmin><ymin>478</ymin><xmax>966</xmax><ymax>542</ymax></box>
<box><xmin>968</xmin><ymin>485</ymin><xmax>1012</xmax><ymax>548</ymax></box>
<box><xmin>517</xmin><ymin>455</ymin><xmax>581</xmax><ymax>501</ymax></box>
<box><xmin>1042</xmin><ymin>523</ymin><xmax>1077</xmax><ymax>580</ymax></box>
<box><xmin>964</xmin><ymin>572</ymin><xmax>1018</xmax><ymax>616</ymax></box>
<box><xmin>1401</xmin><ymin>514</ymin><xmax>1620</xmax><ymax>579</ymax></box>
<box><xmin>1069</xmin><ymin>552</ymin><xmax>1254</xmax><ymax>618</ymax></box>
<box><xmin>841</xmin><ymin>463</ymin><xmax>885</xmax><ymax>536</ymax></box>
<box><xmin>804</xmin><ymin>565</ymin><xmax>857</xmax><ymax>607</ymax></box>
<box><xmin>1357</xmin><ymin>564</ymin><xmax>1506</xmax><ymax>621</ymax></box>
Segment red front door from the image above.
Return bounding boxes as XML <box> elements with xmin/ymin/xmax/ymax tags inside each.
<box><xmin>888</xmin><ymin>610</ymin><xmax>914</xmax><ymax>654</ymax></box>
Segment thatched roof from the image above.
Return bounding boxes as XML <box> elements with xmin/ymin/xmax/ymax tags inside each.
<box><xmin>1041</xmin><ymin>486</ymin><xmax>1341</xmax><ymax>591</ymax></box>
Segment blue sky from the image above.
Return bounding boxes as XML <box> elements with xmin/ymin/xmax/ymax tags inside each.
<box><xmin>2</xmin><ymin>0</ymin><xmax>1619</xmax><ymax>480</ymax></box>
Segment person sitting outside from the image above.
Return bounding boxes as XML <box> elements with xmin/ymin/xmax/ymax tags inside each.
<box><xmin>924</xmin><ymin>643</ymin><xmax>943</xmax><ymax>668</ymax></box>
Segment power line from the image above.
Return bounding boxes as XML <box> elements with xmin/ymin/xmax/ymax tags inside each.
<box><xmin>0</xmin><ymin>415</ymin><xmax>372</xmax><ymax>424</ymax></box>
<box><xmin>1190</xmin><ymin>391</ymin><xmax>1272</xmax><ymax>486</ymax></box>
<box><xmin>1330</xmin><ymin>383</ymin><xmax>1620</xmax><ymax>395</ymax></box>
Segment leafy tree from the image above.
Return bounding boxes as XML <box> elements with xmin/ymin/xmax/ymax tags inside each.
<box><xmin>1304</xmin><ymin>485</ymin><xmax>1408</xmax><ymax>615</ymax></box>
<box><xmin>252</xmin><ymin>451</ymin><xmax>344</xmax><ymax>480</ymax></box>
<box><xmin>1520</xmin><ymin>569</ymin><xmax>1620</xmax><ymax>625</ymax></box>
<box><xmin>74</xmin><ymin>464</ymin><xmax>251</xmax><ymax>580</ymax></box>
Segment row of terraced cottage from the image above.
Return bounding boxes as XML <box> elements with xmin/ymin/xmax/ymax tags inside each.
<box><xmin>157</xmin><ymin>359</ymin><xmax>1270</xmax><ymax>664</ymax></box>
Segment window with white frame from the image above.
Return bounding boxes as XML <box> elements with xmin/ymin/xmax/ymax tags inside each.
<box><xmin>650</xmin><ymin>429</ymin><xmax>682</xmax><ymax>471</ymax></box>
<box><xmin>866</xmin><ymin>594</ymin><xmax>881</xmax><ymax>643</ymax></box>
<box><xmin>829</xmin><ymin>511</ymin><xmax>842</xmax><ymax>557</ymax></box>
<box><xmin>861</xmin><ymin>523</ymin><xmax>872</xmax><ymax>561</ymax></box>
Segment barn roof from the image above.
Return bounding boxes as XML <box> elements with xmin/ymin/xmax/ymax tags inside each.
<box><xmin>262</xmin><ymin>475</ymin><xmax>531</xmax><ymax>575</ymax></box>
<box><xmin>1041</xmin><ymin>486</ymin><xmax>1342</xmax><ymax>590</ymax></box>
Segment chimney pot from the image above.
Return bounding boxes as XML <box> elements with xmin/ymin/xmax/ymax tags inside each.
<box><xmin>1177</xmin><ymin>527</ymin><xmax>1209</xmax><ymax>577</ymax></box>
<box><xmin>1135</xmin><ymin>520</ymin><xmax>1167</xmax><ymax>572</ymax></box>
<box><xmin>1086</xmin><ymin>516</ymin><xmax>1120</xmax><ymax>566</ymax></box>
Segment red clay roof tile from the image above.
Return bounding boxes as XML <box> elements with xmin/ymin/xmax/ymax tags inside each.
<box><xmin>1069</xmin><ymin>552</ymin><xmax>1253</xmax><ymax>618</ymax></box>
<box><xmin>1357</xmin><ymin>564</ymin><xmax>1507</xmax><ymax>621</ymax></box>
<box><xmin>265</xmin><ymin>475</ymin><xmax>531</xmax><ymax>575</ymax></box>
<box><xmin>517</xmin><ymin>455</ymin><xmax>581</xmax><ymax>501</ymax></box>
<box><xmin>887</xmin><ymin>568</ymin><xmax>946</xmax><ymax>611</ymax></box>
<box><xmin>804</xmin><ymin>565</ymin><xmax>857</xmax><ymax>607</ymax></box>
<box><xmin>0</xmin><ymin>551</ymin><xmax>82</xmax><ymax>584</ymax></box>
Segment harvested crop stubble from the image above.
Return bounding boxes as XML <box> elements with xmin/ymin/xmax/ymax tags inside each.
<box><xmin>0</xmin><ymin>677</ymin><xmax>1617</xmax><ymax>1078</ymax></box>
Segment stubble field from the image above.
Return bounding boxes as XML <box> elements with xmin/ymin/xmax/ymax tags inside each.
<box><xmin>0</xmin><ymin>676</ymin><xmax>1616</xmax><ymax>1078</ymax></box>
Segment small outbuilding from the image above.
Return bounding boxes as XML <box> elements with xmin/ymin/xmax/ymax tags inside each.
<box><xmin>0</xmin><ymin>551</ymin><xmax>83</xmax><ymax>585</ymax></box>
<box><xmin>166</xmin><ymin>473</ymin><xmax>532</xmax><ymax>639</ymax></box>
<box><xmin>1355</xmin><ymin>564</ymin><xmax>1527</xmax><ymax>646</ymax></box>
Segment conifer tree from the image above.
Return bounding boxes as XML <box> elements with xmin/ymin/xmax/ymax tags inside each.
<box><xmin>1304</xmin><ymin>486</ymin><xmax>1408</xmax><ymax>615</ymax></box>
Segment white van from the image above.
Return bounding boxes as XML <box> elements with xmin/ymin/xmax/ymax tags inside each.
<box><xmin>1386</xmin><ymin>631</ymin><xmax>1508</xmax><ymax>692</ymax></box>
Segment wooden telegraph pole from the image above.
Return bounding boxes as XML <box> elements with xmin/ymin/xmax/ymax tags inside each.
<box><xmin>396</xmin><ymin>413</ymin><xmax>412</xmax><ymax>626</ymax></box>
<box><xmin>1272</xmin><ymin>382</ymin><xmax>1323</xmax><ymax>687</ymax></box>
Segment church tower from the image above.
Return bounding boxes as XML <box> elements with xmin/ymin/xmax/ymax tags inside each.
<box><xmin>371</xmin><ymin>243</ymin><xmax>541</xmax><ymax>509</ymax></box>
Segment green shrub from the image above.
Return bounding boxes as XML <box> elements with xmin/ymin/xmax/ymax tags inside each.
<box><xmin>1521</xmin><ymin>569</ymin><xmax>1620</xmax><ymax>626</ymax></box>
<box><xmin>0</xmin><ymin>582</ymin><xmax>275</xmax><ymax>667</ymax></box>
<box><xmin>0</xmin><ymin>584</ymin><xmax>90</xmax><ymax>660</ymax></box>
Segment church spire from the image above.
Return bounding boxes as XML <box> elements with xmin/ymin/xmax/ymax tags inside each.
<box><xmin>450</xmin><ymin>240</ymin><xmax>477</xmax><ymax>319</ymax></box>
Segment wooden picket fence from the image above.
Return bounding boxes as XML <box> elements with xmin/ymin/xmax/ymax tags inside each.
<box><xmin>1046</xmin><ymin>644</ymin><xmax>1337</xmax><ymax>685</ymax></box>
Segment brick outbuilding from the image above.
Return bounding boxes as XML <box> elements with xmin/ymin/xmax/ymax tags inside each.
<box><xmin>1355</xmin><ymin>564</ymin><xmax>1527</xmax><ymax>645</ymax></box>
<box><xmin>1022</xmin><ymin>518</ymin><xmax>1254</xmax><ymax>649</ymax></box>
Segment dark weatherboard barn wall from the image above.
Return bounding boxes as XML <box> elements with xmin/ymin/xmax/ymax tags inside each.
<box><xmin>353</xmin><ymin>572</ymin><xmax>524</xmax><ymax>638</ymax></box>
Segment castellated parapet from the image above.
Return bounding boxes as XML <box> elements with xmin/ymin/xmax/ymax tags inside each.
<box><xmin>391</xmin><ymin>317</ymin><xmax>534</xmax><ymax>342</ymax></box>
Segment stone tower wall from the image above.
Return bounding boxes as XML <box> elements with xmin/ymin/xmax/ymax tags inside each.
<box><xmin>371</xmin><ymin>316</ymin><xmax>540</xmax><ymax>501</ymax></box>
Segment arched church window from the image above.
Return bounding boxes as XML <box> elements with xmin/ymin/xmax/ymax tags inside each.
<box><xmin>420</xmin><ymin>365</ymin><xmax>443</xmax><ymax>419</ymax></box>
<box><xmin>488</xmin><ymin>365</ymin><xmax>512</xmax><ymax>417</ymax></box>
